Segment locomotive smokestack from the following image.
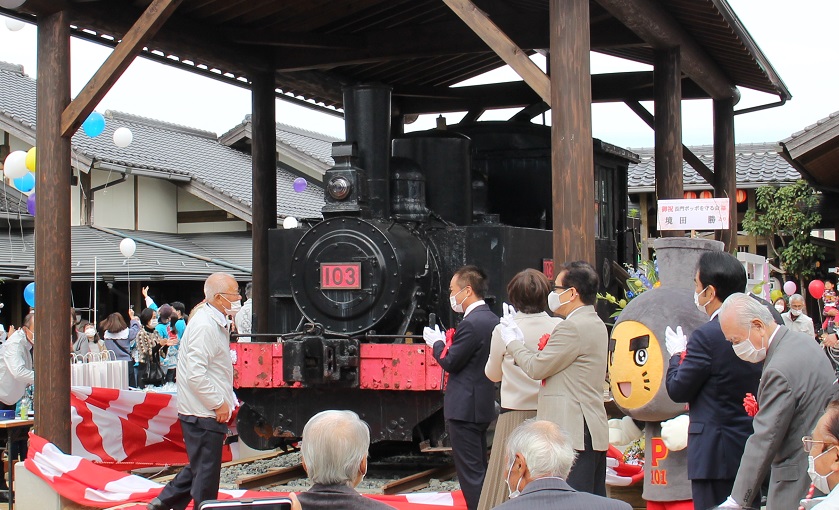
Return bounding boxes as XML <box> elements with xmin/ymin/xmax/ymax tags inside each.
<box><xmin>343</xmin><ymin>84</ymin><xmax>392</xmax><ymax>219</ymax></box>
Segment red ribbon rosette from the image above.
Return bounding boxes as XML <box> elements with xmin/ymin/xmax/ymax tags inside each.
<box><xmin>439</xmin><ymin>328</ymin><xmax>457</xmax><ymax>358</ymax></box>
<box><xmin>537</xmin><ymin>333</ymin><xmax>550</xmax><ymax>385</ymax></box>
<box><xmin>743</xmin><ymin>392</ymin><xmax>758</xmax><ymax>417</ymax></box>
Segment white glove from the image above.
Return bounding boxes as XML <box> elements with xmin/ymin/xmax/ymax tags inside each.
<box><xmin>499</xmin><ymin>302</ymin><xmax>524</xmax><ymax>346</ymax></box>
<box><xmin>608</xmin><ymin>416</ymin><xmax>643</xmax><ymax>446</ymax></box>
<box><xmin>660</xmin><ymin>414</ymin><xmax>689</xmax><ymax>451</ymax></box>
<box><xmin>717</xmin><ymin>496</ymin><xmax>742</xmax><ymax>509</ymax></box>
<box><xmin>665</xmin><ymin>325</ymin><xmax>687</xmax><ymax>357</ymax></box>
<box><xmin>423</xmin><ymin>325</ymin><xmax>445</xmax><ymax>347</ymax></box>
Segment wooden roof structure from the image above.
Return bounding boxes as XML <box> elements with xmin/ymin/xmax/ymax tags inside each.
<box><xmin>4</xmin><ymin>0</ymin><xmax>790</xmax><ymax>451</ymax></box>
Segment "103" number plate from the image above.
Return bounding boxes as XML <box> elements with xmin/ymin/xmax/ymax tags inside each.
<box><xmin>320</xmin><ymin>263</ymin><xmax>362</xmax><ymax>289</ymax></box>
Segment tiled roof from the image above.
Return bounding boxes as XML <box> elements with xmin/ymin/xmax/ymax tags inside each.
<box><xmin>0</xmin><ymin>225</ymin><xmax>253</xmax><ymax>280</ymax></box>
<box><xmin>628</xmin><ymin>143</ymin><xmax>802</xmax><ymax>192</ymax></box>
<box><xmin>0</xmin><ymin>63</ymin><xmax>326</xmax><ymax>220</ymax></box>
<box><xmin>276</xmin><ymin>121</ymin><xmax>337</xmax><ymax>168</ymax></box>
<box><xmin>782</xmin><ymin>111</ymin><xmax>839</xmax><ymax>143</ymax></box>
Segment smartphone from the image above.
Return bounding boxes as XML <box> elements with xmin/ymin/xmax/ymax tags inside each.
<box><xmin>197</xmin><ymin>498</ymin><xmax>292</xmax><ymax>510</ymax></box>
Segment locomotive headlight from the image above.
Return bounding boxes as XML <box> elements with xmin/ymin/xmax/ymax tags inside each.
<box><xmin>327</xmin><ymin>176</ymin><xmax>352</xmax><ymax>200</ymax></box>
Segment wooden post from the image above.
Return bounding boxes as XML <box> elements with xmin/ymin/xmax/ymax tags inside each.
<box><xmin>714</xmin><ymin>98</ymin><xmax>737</xmax><ymax>253</ymax></box>
<box><xmin>550</xmin><ymin>0</ymin><xmax>594</xmax><ymax>265</ymax></box>
<box><xmin>36</xmin><ymin>9</ymin><xmax>72</xmax><ymax>452</ymax></box>
<box><xmin>654</xmin><ymin>47</ymin><xmax>684</xmax><ymax>237</ymax></box>
<box><xmin>251</xmin><ymin>70</ymin><xmax>277</xmax><ymax>334</ymax></box>
<box><xmin>79</xmin><ymin>168</ymin><xmax>92</xmax><ymax>225</ymax></box>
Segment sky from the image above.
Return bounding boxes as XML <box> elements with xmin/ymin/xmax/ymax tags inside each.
<box><xmin>0</xmin><ymin>0</ymin><xmax>835</xmax><ymax>150</ymax></box>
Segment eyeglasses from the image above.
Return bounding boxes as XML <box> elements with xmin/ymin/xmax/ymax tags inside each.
<box><xmin>802</xmin><ymin>436</ymin><xmax>838</xmax><ymax>453</ymax></box>
<box><xmin>218</xmin><ymin>291</ymin><xmax>241</xmax><ymax>298</ymax></box>
<box><xmin>553</xmin><ymin>285</ymin><xmax>569</xmax><ymax>291</ymax></box>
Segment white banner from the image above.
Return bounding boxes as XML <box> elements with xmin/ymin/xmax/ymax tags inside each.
<box><xmin>657</xmin><ymin>198</ymin><xmax>730</xmax><ymax>231</ymax></box>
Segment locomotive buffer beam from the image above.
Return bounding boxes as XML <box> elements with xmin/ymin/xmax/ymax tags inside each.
<box><xmin>282</xmin><ymin>335</ymin><xmax>360</xmax><ymax>387</ymax></box>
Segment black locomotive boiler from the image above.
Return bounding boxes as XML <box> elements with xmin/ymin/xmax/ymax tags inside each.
<box><xmin>233</xmin><ymin>84</ymin><xmax>637</xmax><ymax>452</ymax></box>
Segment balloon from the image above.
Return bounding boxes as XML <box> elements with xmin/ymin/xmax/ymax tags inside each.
<box><xmin>26</xmin><ymin>193</ymin><xmax>34</xmax><ymax>215</ymax></box>
<box><xmin>783</xmin><ymin>280</ymin><xmax>797</xmax><ymax>296</ymax></box>
<box><xmin>293</xmin><ymin>177</ymin><xmax>307</xmax><ymax>193</ymax></box>
<box><xmin>119</xmin><ymin>238</ymin><xmax>136</xmax><ymax>258</ymax></box>
<box><xmin>113</xmin><ymin>127</ymin><xmax>133</xmax><ymax>148</ymax></box>
<box><xmin>82</xmin><ymin>112</ymin><xmax>106</xmax><ymax>137</ymax></box>
<box><xmin>13</xmin><ymin>172</ymin><xmax>34</xmax><ymax>192</ymax></box>
<box><xmin>23</xmin><ymin>282</ymin><xmax>34</xmax><ymax>308</ymax></box>
<box><xmin>5</xmin><ymin>18</ymin><xmax>24</xmax><ymax>31</ymax></box>
<box><xmin>770</xmin><ymin>289</ymin><xmax>783</xmax><ymax>303</ymax></box>
<box><xmin>282</xmin><ymin>216</ymin><xmax>298</xmax><ymax>229</ymax></box>
<box><xmin>3</xmin><ymin>150</ymin><xmax>27</xmax><ymax>179</ymax></box>
<box><xmin>809</xmin><ymin>280</ymin><xmax>826</xmax><ymax>300</ymax></box>
<box><xmin>24</xmin><ymin>147</ymin><xmax>35</xmax><ymax>172</ymax></box>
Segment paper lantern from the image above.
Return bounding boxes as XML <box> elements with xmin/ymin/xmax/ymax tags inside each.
<box><xmin>683</xmin><ymin>191</ymin><xmax>697</xmax><ymax>200</ymax></box>
<box><xmin>736</xmin><ymin>189</ymin><xmax>747</xmax><ymax>204</ymax></box>
<box><xmin>119</xmin><ymin>238</ymin><xmax>136</xmax><ymax>258</ymax></box>
<box><xmin>699</xmin><ymin>190</ymin><xmax>713</xmax><ymax>199</ymax></box>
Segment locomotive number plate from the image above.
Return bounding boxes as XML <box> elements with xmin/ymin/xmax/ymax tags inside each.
<box><xmin>320</xmin><ymin>263</ymin><xmax>362</xmax><ymax>289</ymax></box>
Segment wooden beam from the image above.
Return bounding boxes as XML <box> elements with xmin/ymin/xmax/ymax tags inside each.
<box><xmin>35</xmin><ymin>8</ymin><xmax>72</xmax><ymax>453</ymax></box>
<box><xmin>443</xmin><ymin>0</ymin><xmax>550</xmax><ymax>104</ymax></box>
<box><xmin>596</xmin><ymin>0</ymin><xmax>739</xmax><ymax>101</ymax></box>
<box><xmin>176</xmin><ymin>210</ymin><xmax>238</xmax><ymax>223</ymax></box>
<box><xmin>654</xmin><ymin>47</ymin><xmax>684</xmax><ymax>237</ymax></box>
<box><xmin>714</xmin><ymin>98</ymin><xmax>737</xmax><ymax>252</ymax></box>
<box><xmin>624</xmin><ymin>100</ymin><xmax>715</xmax><ymax>185</ymax></box>
<box><xmin>551</xmin><ymin>0</ymin><xmax>594</xmax><ymax>265</ymax></box>
<box><xmin>60</xmin><ymin>0</ymin><xmax>183</xmax><ymax>138</ymax></box>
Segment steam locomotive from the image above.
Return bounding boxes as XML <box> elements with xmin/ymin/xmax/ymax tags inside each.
<box><xmin>232</xmin><ymin>84</ymin><xmax>637</xmax><ymax>452</ymax></box>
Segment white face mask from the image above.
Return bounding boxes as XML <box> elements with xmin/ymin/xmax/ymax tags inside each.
<box><xmin>547</xmin><ymin>288</ymin><xmax>571</xmax><ymax>313</ymax></box>
<box><xmin>450</xmin><ymin>287</ymin><xmax>468</xmax><ymax>314</ymax></box>
<box><xmin>505</xmin><ymin>457</ymin><xmax>523</xmax><ymax>499</ymax></box>
<box><xmin>220</xmin><ymin>295</ymin><xmax>242</xmax><ymax>316</ymax></box>
<box><xmin>808</xmin><ymin>446</ymin><xmax>836</xmax><ymax>494</ymax></box>
<box><xmin>732</xmin><ymin>325</ymin><xmax>766</xmax><ymax>363</ymax></box>
<box><xmin>694</xmin><ymin>286</ymin><xmax>711</xmax><ymax>315</ymax></box>
<box><xmin>775</xmin><ymin>304</ymin><xmax>785</xmax><ymax>313</ymax></box>
<box><xmin>85</xmin><ymin>328</ymin><xmax>96</xmax><ymax>338</ymax></box>
<box><xmin>149</xmin><ymin>319</ymin><xmax>159</xmax><ymax>328</ymax></box>
<box><xmin>791</xmin><ymin>308</ymin><xmax>802</xmax><ymax>317</ymax></box>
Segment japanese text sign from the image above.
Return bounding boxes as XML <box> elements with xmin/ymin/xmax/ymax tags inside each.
<box><xmin>657</xmin><ymin>198</ymin><xmax>729</xmax><ymax>231</ymax></box>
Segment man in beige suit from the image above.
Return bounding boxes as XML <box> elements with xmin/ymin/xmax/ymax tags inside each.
<box><xmin>499</xmin><ymin>261</ymin><xmax>609</xmax><ymax>496</ymax></box>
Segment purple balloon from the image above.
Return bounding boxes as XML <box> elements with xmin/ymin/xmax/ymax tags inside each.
<box><xmin>26</xmin><ymin>193</ymin><xmax>35</xmax><ymax>216</ymax></box>
<box><xmin>293</xmin><ymin>177</ymin><xmax>307</xmax><ymax>193</ymax></box>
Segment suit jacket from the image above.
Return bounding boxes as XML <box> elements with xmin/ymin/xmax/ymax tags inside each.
<box><xmin>296</xmin><ymin>483</ymin><xmax>396</xmax><ymax>509</ymax></box>
<box><xmin>507</xmin><ymin>305</ymin><xmax>609</xmax><ymax>451</ymax></box>
<box><xmin>730</xmin><ymin>326</ymin><xmax>835</xmax><ymax>510</ymax></box>
<box><xmin>433</xmin><ymin>303</ymin><xmax>499</xmax><ymax>423</ymax></box>
<box><xmin>665</xmin><ymin>316</ymin><xmax>762</xmax><ymax>480</ymax></box>
<box><xmin>494</xmin><ymin>477</ymin><xmax>631</xmax><ymax>510</ymax></box>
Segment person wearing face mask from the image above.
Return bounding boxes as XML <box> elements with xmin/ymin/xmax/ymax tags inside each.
<box><xmin>423</xmin><ymin>265</ymin><xmax>498</xmax><ymax>510</ymax></box>
<box><xmin>135</xmin><ymin>308</ymin><xmax>164</xmax><ymax>387</ymax></box>
<box><xmin>148</xmin><ymin>273</ymin><xmax>240</xmax><ymax>510</ymax></box>
<box><xmin>74</xmin><ymin>320</ymin><xmax>105</xmax><ymax>356</ymax></box>
<box><xmin>493</xmin><ymin>419</ymin><xmax>631</xmax><ymax>510</ymax></box>
<box><xmin>664</xmin><ymin>251</ymin><xmax>763</xmax><ymax>510</ymax></box>
<box><xmin>801</xmin><ymin>397</ymin><xmax>839</xmax><ymax>509</ymax></box>
<box><xmin>782</xmin><ymin>294</ymin><xmax>816</xmax><ymax>339</ymax></box>
<box><xmin>0</xmin><ymin>312</ymin><xmax>34</xmax><ymax>499</ymax></box>
<box><xmin>717</xmin><ymin>293</ymin><xmax>834</xmax><ymax>510</ymax></box>
<box><xmin>498</xmin><ymin>261</ymin><xmax>609</xmax><ymax>497</ymax></box>
<box><xmin>294</xmin><ymin>410</ymin><xmax>396</xmax><ymax>510</ymax></box>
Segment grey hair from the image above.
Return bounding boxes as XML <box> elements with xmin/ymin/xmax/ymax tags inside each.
<box><xmin>245</xmin><ymin>282</ymin><xmax>253</xmax><ymax>300</ymax></box>
<box><xmin>720</xmin><ymin>292</ymin><xmax>775</xmax><ymax>330</ymax></box>
<box><xmin>301</xmin><ymin>410</ymin><xmax>370</xmax><ymax>486</ymax></box>
<box><xmin>204</xmin><ymin>272</ymin><xmax>234</xmax><ymax>301</ymax></box>
<box><xmin>505</xmin><ymin>420</ymin><xmax>577</xmax><ymax>479</ymax></box>
<box><xmin>789</xmin><ymin>293</ymin><xmax>805</xmax><ymax>304</ymax></box>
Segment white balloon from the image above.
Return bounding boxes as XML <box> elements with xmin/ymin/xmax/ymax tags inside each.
<box><xmin>0</xmin><ymin>1</ymin><xmax>25</xmax><ymax>9</ymax></box>
<box><xmin>119</xmin><ymin>238</ymin><xmax>136</xmax><ymax>258</ymax></box>
<box><xmin>282</xmin><ymin>216</ymin><xmax>298</xmax><ymax>229</ymax></box>
<box><xmin>3</xmin><ymin>150</ymin><xmax>28</xmax><ymax>179</ymax></box>
<box><xmin>113</xmin><ymin>127</ymin><xmax>133</xmax><ymax>148</ymax></box>
<box><xmin>5</xmin><ymin>18</ymin><xmax>24</xmax><ymax>32</ymax></box>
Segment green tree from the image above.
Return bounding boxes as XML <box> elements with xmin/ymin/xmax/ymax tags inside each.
<box><xmin>742</xmin><ymin>180</ymin><xmax>824</xmax><ymax>283</ymax></box>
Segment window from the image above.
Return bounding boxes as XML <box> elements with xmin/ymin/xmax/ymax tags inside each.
<box><xmin>595</xmin><ymin>165</ymin><xmax>614</xmax><ymax>240</ymax></box>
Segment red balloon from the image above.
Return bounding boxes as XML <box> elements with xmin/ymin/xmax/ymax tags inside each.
<box><xmin>809</xmin><ymin>279</ymin><xmax>826</xmax><ymax>300</ymax></box>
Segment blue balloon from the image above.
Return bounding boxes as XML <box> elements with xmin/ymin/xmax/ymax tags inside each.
<box><xmin>23</xmin><ymin>282</ymin><xmax>34</xmax><ymax>308</ymax></box>
<box><xmin>82</xmin><ymin>112</ymin><xmax>106</xmax><ymax>137</ymax></box>
<box><xmin>13</xmin><ymin>172</ymin><xmax>34</xmax><ymax>192</ymax></box>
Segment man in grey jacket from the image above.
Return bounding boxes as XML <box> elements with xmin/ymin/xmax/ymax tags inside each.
<box><xmin>148</xmin><ymin>273</ymin><xmax>240</xmax><ymax>510</ymax></box>
<box><xmin>495</xmin><ymin>419</ymin><xmax>630</xmax><ymax>510</ymax></box>
<box><xmin>718</xmin><ymin>293</ymin><xmax>835</xmax><ymax>510</ymax></box>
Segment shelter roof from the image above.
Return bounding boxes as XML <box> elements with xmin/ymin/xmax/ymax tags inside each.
<box><xmin>4</xmin><ymin>0</ymin><xmax>789</xmax><ymax>117</ymax></box>
<box><xmin>628</xmin><ymin>142</ymin><xmax>801</xmax><ymax>193</ymax></box>
<box><xmin>779</xmin><ymin>111</ymin><xmax>839</xmax><ymax>190</ymax></box>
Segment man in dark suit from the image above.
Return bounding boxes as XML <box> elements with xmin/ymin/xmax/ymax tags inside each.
<box><xmin>495</xmin><ymin>419</ymin><xmax>631</xmax><ymax>510</ymax></box>
<box><xmin>424</xmin><ymin>265</ymin><xmax>499</xmax><ymax>510</ymax></box>
<box><xmin>718</xmin><ymin>293</ymin><xmax>835</xmax><ymax>510</ymax></box>
<box><xmin>296</xmin><ymin>410</ymin><xmax>395</xmax><ymax>510</ymax></box>
<box><xmin>665</xmin><ymin>252</ymin><xmax>763</xmax><ymax>510</ymax></box>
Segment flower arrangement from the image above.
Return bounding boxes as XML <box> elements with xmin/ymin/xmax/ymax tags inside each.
<box><xmin>598</xmin><ymin>258</ymin><xmax>660</xmax><ymax>318</ymax></box>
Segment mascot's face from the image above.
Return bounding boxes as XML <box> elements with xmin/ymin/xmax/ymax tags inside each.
<box><xmin>609</xmin><ymin>320</ymin><xmax>664</xmax><ymax>410</ymax></box>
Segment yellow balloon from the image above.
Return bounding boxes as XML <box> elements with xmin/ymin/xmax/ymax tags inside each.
<box><xmin>25</xmin><ymin>147</ymin><xmax>35</xmax><ymax>172</ymax></box>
